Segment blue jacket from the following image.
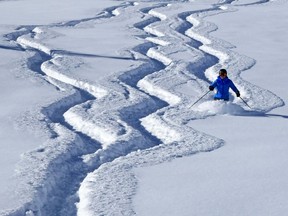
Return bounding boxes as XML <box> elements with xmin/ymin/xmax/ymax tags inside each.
<box><xmin>210</xmin><ymin>76</ymin><xmax>239</xmax><ymax>100</ymax></box>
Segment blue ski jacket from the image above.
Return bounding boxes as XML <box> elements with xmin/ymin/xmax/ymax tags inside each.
<box><xmin>210</xmin><ymin>76</ymin><xmax>239</xmax><ymax>100</ymax></box>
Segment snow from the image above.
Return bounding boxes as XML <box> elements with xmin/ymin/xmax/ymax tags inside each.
<box><xmin>0</xmin><ymin>0</ymin><xmax>117</xmax><ymax>25</ymax></box>
<box><xmin>192</xmin><ymin>100</ymin><xmax>246</xmax><ymax>114</ymax></box>
<box><xmin>134</xmin><ymin>116</ymin><xmax>288</xmax><ymax>216</ymax></box>
<box><xmin>0</xmin><ymin>47</ymin><xmax>65</xmax><ymax>212</ymax></box>
<box><xmin>133</xmin><ymin>1</ymin><xmax>288</xmax><ymax>216</ymax></box>
<box><xmin>0</xmin><ymin>0</ymin><xmax>288</xmax><ymax>215</ymax></box>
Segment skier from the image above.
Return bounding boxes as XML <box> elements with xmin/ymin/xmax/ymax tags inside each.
<box><xmin>209</xmin><ymin>69</ymin><xmax>240</xmax><ymax>101</ymax></box>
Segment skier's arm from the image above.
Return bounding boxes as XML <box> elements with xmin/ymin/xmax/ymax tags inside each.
<box><xmin>230</xmin><ymin>81</ymin><xmax>240</xmax><ymax>97</ymax></box>
<box><xmin>209</xmin><ymin>80</ymin><xmax>217</xmax><ymax>90</ymax></box>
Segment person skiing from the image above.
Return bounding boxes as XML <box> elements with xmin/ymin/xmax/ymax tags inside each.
<box><xmin>209</xmin><ymin>69</ymin><xmax>240</xmax><ymax>101</ymax></box>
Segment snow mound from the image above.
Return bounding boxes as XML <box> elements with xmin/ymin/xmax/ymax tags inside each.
<box><xmin>193</xmin><ymin>100</ymin><xmax>245</xmax><ymax>115</ymax></box>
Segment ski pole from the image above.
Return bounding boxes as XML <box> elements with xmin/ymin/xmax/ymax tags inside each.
<box><xmin>189</xmin><ymin>90</ymin><xmax>211</xmax><ymax>108</ymax></box>
<box><xmin>239</xmin><ymin>96</ymin><xmax>252</xmax><ymax>109</ymax></box>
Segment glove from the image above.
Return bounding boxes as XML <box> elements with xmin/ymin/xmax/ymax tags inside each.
<box><xmin>236</xmin><ymin>91</ymin><xmax>240</xmax><ymax>97</ymax></box>
<box><xmin>209</xmin><ymin>86</ymin><xmax>214</xmax><ymax>91</ymax></box>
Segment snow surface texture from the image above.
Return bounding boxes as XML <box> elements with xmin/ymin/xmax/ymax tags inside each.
<box><xmin>0</xmin><ymin>0</ymin><xmax>287</xmax><ymax>215</ymax></box>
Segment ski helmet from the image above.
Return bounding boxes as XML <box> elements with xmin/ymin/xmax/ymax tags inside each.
<box><xmin>219</xmin><ymin>69</ymin><xmax>227</xmax><ymax>76</ymax></box>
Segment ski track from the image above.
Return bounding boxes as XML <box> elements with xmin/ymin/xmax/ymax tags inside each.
<box><xmin>76</xmin><ymin>0</ymin><xmax>284</xmax><ymax>215</ymax></box>
<box><xmin>2</xmin><ymin>2</ymin><xmax>147</xmax><ymax>215</ymax></box>
<box><xmin>1</xmin><ymin>0</ymin><xmax>285</xmax><ymax>215</ymax></box>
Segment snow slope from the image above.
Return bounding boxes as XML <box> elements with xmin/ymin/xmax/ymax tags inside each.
<box><xmin>134</xmin><ymin>1</ymin><xmax>288</xmax><ymax>216</ymax></box>
<box><xmin>0</xmin><ymin>0</ymin><xmax>287</xmax><ymax>215</ymax></box>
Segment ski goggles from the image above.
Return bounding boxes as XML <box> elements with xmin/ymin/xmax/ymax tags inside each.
<box><xmin>219</xmin><ymin>72</ymin><xmax>227</xmax><ymax>77</ymax></box>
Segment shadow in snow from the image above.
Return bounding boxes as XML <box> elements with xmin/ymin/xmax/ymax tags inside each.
<box><xmin>0</xmin><ymin>44</ymin><xmax>25</xmax><ymax>51</ymax></box>
<box><xmin>51</xmin><ymin>49</ymin><xmax>135</xmax><ymax>61</ymax></box>
<box><xmin>265</xmin><ymin>114</ymin><xmax>288</xmax><ymax>119</ymax></box>
<box><xmin>252</xmin><ymin>112</ymin><xmax>288</xmax><ymax>119</ymax></box>
<box><xmin>235</xmin><ymin>110</ymin><xmax>288</xmax><ymax>119</ymax></box>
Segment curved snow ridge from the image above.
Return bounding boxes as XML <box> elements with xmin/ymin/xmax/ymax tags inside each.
<box><xmin>177</xmin><ymin>8</ymin><xmax>237</xmax><ymax>83</ymax></box>
<box><xmin>144</xmin><ymin>25</ymin><xmax>165</xmax><ymax>37</ymax></box>
<box><xmin>41</xmin><ymin>86</ymin><xmax>85</xmax><ymax>122</ymax></box>
<box><xmin>124</xmin><ymin>4</ymin><xmax>184</xmax><ymax>136</ymax></box>
<box><xmin>140</xmin><ymin>112</ymin><xmax>182</xmax><ymax>143</ymax></box>
<box><xmin>139</xmin><ymin>4</ymin><xmax>169</xmax><ymax>30</ymax></box>
<box><xmin>139</xmin><ymin>5</ymin><xmax>227</xmax><ymax>102</ymax></box>
<box><xmin>185</xmin><ymin>22</ymin><xmax>212</xmax><ymax>45</ymax></box>
<box><xmin>38</xmin><ymin>3</ymin><xmax>172</xmax><ymax>212</ymax></box>
<box><xmin>146</xmin><ymin>47</ymin><xmax>173</xmax><ymax>65</ymax></box>
<box><xmin>3</xmin><ymin>81</ymin><xmax>103</xmax><ymax>216</ymax></box>
<box><xmin>108</xmin><ymin>1</ymin><xmax>139</xmax><ymax>17</ymax></box>
<box><xmin>126</xmin><ymin>3</ymin><xmax>256</xmax><ymax>145</ymax></box>
<box><xmin>131</xmin><ymin>4</ymin><xmax>218</xmax><ymax>140</ymax></box>
<box><xmin>133</xmin><ymin>6</ymin><xmax>212</xmax><ymax>107</ymax></box>
<box><xmin>77</xmin><ymin>128</ymin><xmax>223</xmax><ymax>216</ymax></box>
<box><xmin>71</xmin><ymin>2</ymin><xmax>222</xmax><ymax>215</ymax></box>
<box><xmin>77</xmin><ymin>1</ymin><xmax>284</xmax><ymax>214</ymax></box>
<box><xmin>11</xmin><ymin>123</ymin><xmax>98</xmax><ymax>216</ymax></box>
<box><xmin>75</xmin><ymin>7</ymin><xmax>227</xmax><ymax>214</ymax></box>
<box><xmin>63</xmin><ymin>82</ymin><xmax>164</xmax><ymax>167</ymax></box>
<box><xmin>15</xmin><ymin>27</ymin><xmax>108</xmax><ymax>99</ymax></box>
<box><xmin>4</xmin><ymin>2</ymin><xmax>152</xmax><ymax>215</ymax></box>
<box><xmin>148</xmin><ymin>8</ymin><xmax>168</xmax><ymax>20</ymax></box>
<box><xmin>41</xmin><ymin>59</ymin><xmax>108</xmax><ymax>98</ymax></box>
<box><xmin>138</xmin><ymin>78</ymin><xmax>181</xmax><ymax>105</ymax></box>
<box><xmin>106</xmin><ymin>1</ymin><xmax>136</xmax><ymax>17</ymax></box>
<box><xmin>137</xmin><ymin>5</ymin><xmax>202</xmax><ymax>103</ymax></box>
<box><xmin>185</xmin><ymin>13</ymin><xmax>230</xmax><ymax>80</ymax></box>
<box><xmin>4</xmin><ymin>4</ymin><xmax>136</xmax><ymax>214</ymax></box>
<box><xmin>4</xmin><ymin>30</ymin><xmax>104</xmax><ymax>215</ymax></box>
<box><xmin>179</xmin><ymin>5</ymin><xmax>284</xmax><ymax>111</ymax></box>
<box><xmin>17</xmin><ymin>34</ymin><xmax>51</xmax><ymax>55</ymax></box>
<box><xmin>62</xmin><ymin>93</ymin><xmax>149</xmax><ymax>149</ymax></box>
<box><xmin>15</xmin><ymin>26</ymin><xmax>64</xmax><ymax>56</ymax></box>
<box><xmin>142</xmin><ymin>8</ymin><xmax>168</xmax><ymax>36</ymax></box>
<box><xmin>63</xmin><ymin>110</ymin><xmax>122</xmax><ymax>147</ymax></box>
<box><xmin>145</xmin><ymin>36</ymin><xmax>171</xmax><ymax>46</ymax></box>
<box><xmin>7</xmin><ymin>85</ymin><xmax>102</xmax><ymax>216</ymax></box>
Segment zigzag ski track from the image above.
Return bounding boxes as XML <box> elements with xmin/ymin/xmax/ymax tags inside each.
<box><xmin>0</xmin><ymin>0</ymin><xmax>285</xmax><ymax>215</ymax></box>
